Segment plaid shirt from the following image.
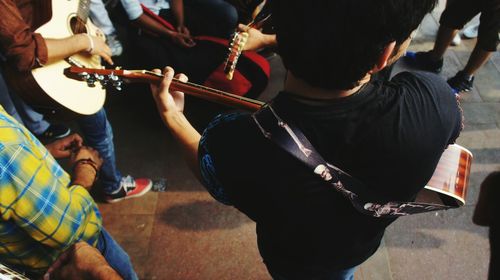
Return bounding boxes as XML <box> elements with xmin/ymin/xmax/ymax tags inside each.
<box><xmin>0</xmin><ymin>106</ymin><xmax>103</xmax><ymax>275</ymax></box>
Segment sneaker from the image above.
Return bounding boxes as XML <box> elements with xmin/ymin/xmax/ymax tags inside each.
<box><xmin>451</xmin><ymin>33</ymin><xmax>461</xmax><ymax>46</ymax></box>
<box><xmin>447</xmin><ymin>71</ymin><xmax>474</xmax><ymax>94</ymax></box>
<box><xmin>463</xmin><ymin>24</ymin><xmax>479</xmax><ymax>39</ymax></box>
<box><xmin>404</xmin><ymin>51</ymin><xmax>443</xmax><ymax>73</ymax></box>
<box><xmin>105</xmin><ymin>175</ymin><xmax>152</xmax><ymax>203</ymax></box>
<box><xmin>37</xmin><ymin>124</ymin><xmax>71</xmax><ymax>140</ymax></box>
<box><xmin>106</xmin><ymin>33</ymin><xmax>123</xmax><ymax>57</ymax></box>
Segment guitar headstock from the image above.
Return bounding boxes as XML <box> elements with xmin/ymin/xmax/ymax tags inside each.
<box><xmin>223</xmin><ymin>31</ymin><xmax>249</xmax><ymax>80</ymax></box>
<box><xmin>64</xmin><ymin>66</ymin><xmax>162</xmax><ymax>90</ymax></box>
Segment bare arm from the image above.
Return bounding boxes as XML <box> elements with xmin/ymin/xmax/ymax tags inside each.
<box><xmin>170</xmin><ymin>0</ymin><xmax>186</xmax><ymax>29</ymax></box>
<box><xmin>150</xmin><ymin>67</ymin><xmax>201</xmax><ymax>180</ymax></box>
<box><xmin>45</xmin><ymin>34</ymin><xmax>113</xmax><ymax>65</ymax></box>
<box><xmin>44</xmin><ymin>242</ymin><xmax>122</xmax><ymax>280</ymax></box>
<box><xmin>133</xmin><ymin>13</ymin><xmax>195</xmax><ymax>47</ymax></box>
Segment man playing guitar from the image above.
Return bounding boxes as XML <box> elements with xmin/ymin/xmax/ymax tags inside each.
<box><xmin>150</xmin><ymin>0</ymin><xmax>463</xmax><ymax>279</ymax></box>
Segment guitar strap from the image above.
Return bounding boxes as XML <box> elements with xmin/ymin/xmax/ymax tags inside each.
<box><xmin>252</xmin><ymin>104</ymin><xmax>458</xmax><ymax>218</ymax></box>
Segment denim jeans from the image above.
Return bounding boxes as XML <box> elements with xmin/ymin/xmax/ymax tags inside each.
<box><xmin>96</xmin><ymin>228</ymin><xmax>138</xmax><ymax>280</ymax></box>
<box><xmin>0</xmin><ymin>70</ymin><xmax>50</xmax><ymax>135</ymax></box>
<box><xmin>77</xmin><ymin>108</ymin><xmax>122</xmax><ymax>194</ymax></box>
<box><xmin>268</xmin><ymin>265</ymin><xmax>357</xmax><ymax>280</ymax></box>
<box><xmin>89</xmin><ymin>0</ymin><xmax>116</xmax><ymax>35</ymax></box>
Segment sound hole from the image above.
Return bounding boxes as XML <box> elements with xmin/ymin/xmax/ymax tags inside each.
<box><xmin>69</xmin><ymin>16</ymin><xmax>87</xmax><ymax>34</ymax></box>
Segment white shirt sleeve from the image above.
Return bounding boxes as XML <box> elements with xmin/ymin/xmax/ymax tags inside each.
<box><xmin>119</xmin><ymin>0</ymin><xmax>144</xmax><ymax>20</ymax></box>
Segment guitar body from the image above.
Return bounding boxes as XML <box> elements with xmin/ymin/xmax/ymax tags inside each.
<box><xmin>418</xmin><ymin>144</ymin><xmax>473</xmax><ymax>206</ymax></box>
<box><xmin>6</xmin><ymin>0</ymin><xmax>105</xmax><ymax>116</ymax></box>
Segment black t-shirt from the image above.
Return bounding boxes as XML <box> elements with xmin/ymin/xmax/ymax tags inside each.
<box><xmin>198</xmin><ymin>71</ymin><xmax>462</xmax><ymax>276</ymax></box>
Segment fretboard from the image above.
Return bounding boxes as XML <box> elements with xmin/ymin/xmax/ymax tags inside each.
<box><xmin>77</xmin><ymin>0</ymin><xmax>91</xmax><ymax>23</ymax></box>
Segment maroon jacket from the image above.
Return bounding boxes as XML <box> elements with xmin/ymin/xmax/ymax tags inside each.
<box><xmin>0</xmin><ymin>0</ymin><xmax>52</xmax><ymax>71</ymax></box>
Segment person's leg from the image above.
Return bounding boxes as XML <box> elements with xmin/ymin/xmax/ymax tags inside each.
<box><xmin>96</xmin><ymin>228</ymin><xmax>138</xmax><ymax>280</ymax></box>
<box><xmin>89</xmin><ymin>0</ymin><xmax>123</xmax><ymax>56</ymax></box>
<box><xmin>447</xmin><ymin>1</ymin><xmax>499</xmax><ymax>93</ymax></box>
<box><xmin>77</xmin><ymin>108</ymin><xmax>152</xmax><ymax>202</ymax></box>
<box><xmin>77</xmin><ymin>108</ymin><xmax>122</xmax><ymax>194</ymax></box>
<box><xmin>405</xmin><ymin>0</ymin><xmax>479</xmax><ymax>73</ymax></box>
<box><xmin>89</xmin><ymin>0</ymin><xmax>117</xmax><ymax>35</ymax></box>
<box><xmin>1</xmin><ymin>66</ymin><xmax>50</xmax><ymax>134</ymax></box>
<box><xmin>432</xmin><ymin>0</ymin><xmax>481</xmax><ymax>59</ymax></box>
<box><xmin>0</xmin><ymin>71</ymin><xmax>24</xmax><ymax>123</ymax></box>
<box><xmin>184</xmin><ymin>0</ymin><xmax>239</xmax><ymax>38</ymax></box>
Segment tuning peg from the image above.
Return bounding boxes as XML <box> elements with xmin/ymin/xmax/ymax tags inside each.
<box><xmin>86</xmin><ymin>74</ymin><xmax>96</xmax><ymax>87</ymax></box>
<box><xmin>107</xmin><ymin>73</ymin><xmax>123</xmax><ymax>91</ymax></box>
<box><xmin>78</xmin><ymin>72</ymin><xmax>90</xmax><ymax>81</ymax></box>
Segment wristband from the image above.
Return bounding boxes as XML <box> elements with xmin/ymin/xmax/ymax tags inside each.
<box><xmin>72</xmin><ymin>158</ymin><xmax>99</xmax><ymax>182</ymax></box>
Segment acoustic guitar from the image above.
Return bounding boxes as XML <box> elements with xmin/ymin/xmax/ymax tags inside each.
<box><xmin>4</xmin><ymin>0</ymin><xmax>105</xmax><ymax>116</ymax></box>
<box><xmin>65</xmin><ymin>66</ymin><xmax>473</xmax><ymax>207</ymax></box>
<box><xmin>0</xmin><ymin>262</ymin><xmax>30</xmax><ymax>280</ymax></box>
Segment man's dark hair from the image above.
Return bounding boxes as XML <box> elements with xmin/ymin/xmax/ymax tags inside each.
<box><xmin>272</xmin><ymin>0</ymin><xmax>437</xmax><ymax>90</ymax></box>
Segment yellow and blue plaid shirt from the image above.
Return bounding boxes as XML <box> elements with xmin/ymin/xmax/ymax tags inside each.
<box><xmin>0</xmin><ymin>106</ymin><xmax>103</xmax><ymax>275</ymax></box>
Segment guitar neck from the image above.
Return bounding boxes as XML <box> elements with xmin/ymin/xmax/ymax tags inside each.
<box><xmin>77</xmin><ymin>0</ymin><xmax>90</xmax><ymax>23</ymax></box>
<box><xmin>138</xmin><ymin>71</ymin><xmax>265</xmax><ymax>111</ymax></box>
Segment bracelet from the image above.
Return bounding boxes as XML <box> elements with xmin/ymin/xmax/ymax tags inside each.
<box><xmin>72</xmin><ymin>158</ymin><xmax>99</xmax><ymax>182</ymax></box>
<box><xmin>85</xmin><ymin>33</ymin><xmax>94</xmax><ymax>53</ymax></box>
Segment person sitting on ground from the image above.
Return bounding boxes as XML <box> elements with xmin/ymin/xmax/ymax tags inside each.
<box><xmin>0</xmin><ymin>0</ymin><xmax>152</xmax><ymax>203</ymax></box>
<box><xmin>149</xmin><ymin>0</ymin><xmax>463</xmax><ymax>278</ymax></box>
<box><xmin>0</xmin><ymin>104</ymin><xmax>137</xmax><ymax>279</ymax></box>
<box><xmin>405</xmin><ymin>0</ymin><xmax>499</xmax><ymax>93</ymax></box>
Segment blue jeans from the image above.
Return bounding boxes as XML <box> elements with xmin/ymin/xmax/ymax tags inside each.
<box><xmin>96</xmin><ymin>229</ymin><xmax>138</xmax><ymax>280</ymax></box>
<box><xmin>268</xmin><ymin>266</ymin><xmax>356</xmax><ymax>280</ymax></box>
<box><xmin>77</xmin><ymin>108</ymin><xmax>122</xmax><ymax>194</ymax></box>
<box><xmin>0</xmin><ymin>70</ymin><xmax>50</xmax><ymax>135</ymax></box>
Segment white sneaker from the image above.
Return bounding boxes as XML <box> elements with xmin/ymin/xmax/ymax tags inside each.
<box><xmin>463</xmin><ymin>24</ymin><xmax>479</xmax><ymax>39</ymax></box>
<box><xmin>451</xmin><ymin>33</ymin><xmax>461</xmax><ymax>46</ymax></box>
<box><xmin>106</xmin><ymin>33</ymin><xmax>123</xmax><ymax>57</ymax></box>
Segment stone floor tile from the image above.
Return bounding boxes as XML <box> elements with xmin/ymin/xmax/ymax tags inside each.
<box><xmin>102</xmin><ymin>214</ymin><xmax>156</xmax><ymax>279</ymax></box>
<box><xmin>144</xmin><ymin>192</ymin><xmax>268</xmax><ymax>280</ymax></box>
<box><xmin>384</xmin><ymin>206</ymin><xmax>490</xmax><ymax>280</ymax></box>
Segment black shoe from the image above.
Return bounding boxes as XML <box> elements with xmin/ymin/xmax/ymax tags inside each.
<box><xmin>37</xmin><ymin>124</ymin><xmax>71</xmax><ymax>140</ymax></box>
<box><xmin>404</xmin><ymin>51</ymin><xmax>443</xmax><ymax>73</ymax></box>
<box><xmin>447</xmin><ymin>71</ymin><xmax>474</xmax><ymax>94</ymax></box>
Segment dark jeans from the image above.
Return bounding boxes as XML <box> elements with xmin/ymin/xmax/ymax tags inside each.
<box><xmin>77</xmin><ymin>108</ymin><xmax>122</xmax><ymax>194</ymax></box>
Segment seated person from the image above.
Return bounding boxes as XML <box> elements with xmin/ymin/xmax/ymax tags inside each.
<box><xmin>0</xmin><ymin>104</ymin><xmax>137</xmax><ymax>279</ymax></box>
<box><xmin>0</xmin><ymin>0</ymin><xmax>152</xmax><ymax>203</ymax></box>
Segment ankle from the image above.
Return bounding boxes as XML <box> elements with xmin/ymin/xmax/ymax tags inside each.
<box><xmin>428</xmin><ymin>50</ymin><xmax>443</xmax><ymax>62</ymax></box>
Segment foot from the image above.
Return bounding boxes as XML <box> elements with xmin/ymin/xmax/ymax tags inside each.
<box><xmin>37</xmin><ymin>124</ymin><xmax>71</xmax><ymax>141</ymax></box>
<box><xmin>450</xmin><ymin>33</ymin><xmax>461</xmax><ymax>46</ymax></box>
<box><xmin>447</xmin><ymin>71</ymin><xmax>474</xmax><ymax>94</ymax></box>
<box><xmin>404</xmin><ymin>51</ymin><xmax>443</xmax><ymax>73</ymax></box>
<box><xmin>105</xmin><ymin>175</ymin><xmax>152</xmax><ymax>203</ymax></box>
<box><xmin>106</xmin><ymin>33</ymin><xmax>123</xmax><ymax>57</ymax></box>
<box><xmin>463</xmin><ymin>24</ymin><xmax>479</xmax><ymax>39</ymax></box>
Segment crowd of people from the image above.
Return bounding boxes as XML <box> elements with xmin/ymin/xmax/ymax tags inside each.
<box><xmin>0</xmin><ymin>0</ymin><xmax>498</xmax><ymax>279</ymax></box>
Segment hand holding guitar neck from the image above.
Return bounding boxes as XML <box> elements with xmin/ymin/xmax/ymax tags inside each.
<box><xmin>65</xmin><ymin>66</ymin><xmax>265</xmax><ymax>112</ymax></box>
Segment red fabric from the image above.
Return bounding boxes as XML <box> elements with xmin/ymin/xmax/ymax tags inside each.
<box><xmin>140</xmin><ymin>5</ymin><xmax>269</xmax><ymax>97</ymax></box>
<box><xmin>203</xmin><ymin>64</ymin><xmax>252</xmax><ymax>96</ymax></box>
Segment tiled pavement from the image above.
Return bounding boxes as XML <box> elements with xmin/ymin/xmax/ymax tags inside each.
<box><xmin>96</xmin><ymin>2</ymin><xmax>498</xmax><ymax>279</ymax></box>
